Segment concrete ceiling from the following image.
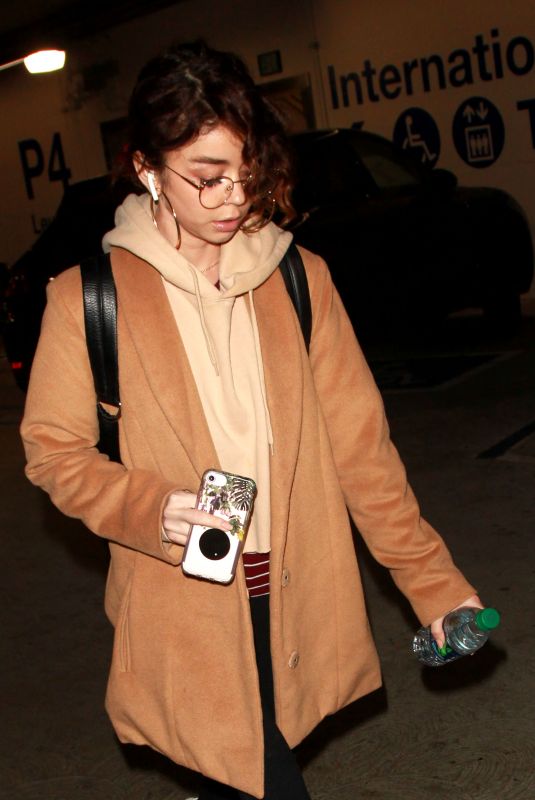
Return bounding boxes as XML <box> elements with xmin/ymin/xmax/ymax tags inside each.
<box><xmin>0</xmin><ymin>0</ymin><xmax>182</xmax><ymax>65</ymax></box>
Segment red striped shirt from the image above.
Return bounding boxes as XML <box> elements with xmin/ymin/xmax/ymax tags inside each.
<box><xmin>242</xmin><ymin>552</ymin><xmax>270</xmax><ymax>597</ymax></box>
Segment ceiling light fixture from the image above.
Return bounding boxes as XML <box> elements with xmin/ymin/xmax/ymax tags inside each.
<box><xmin>0</xmin><ymin>49</ymin><xmax>66</xmax><ymax>74</ymax></box>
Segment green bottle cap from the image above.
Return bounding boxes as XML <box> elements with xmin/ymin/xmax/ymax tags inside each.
<box><xmin>475</xmin><ymin>607</ymin><xmax>501</xmax><ymax>631</ymax></box>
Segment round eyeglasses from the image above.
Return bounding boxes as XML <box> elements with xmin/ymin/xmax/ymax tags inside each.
<box><xmin>165</xmin><ymin>164</ymin><xmax>253</xmax><ymax>209</ymax></box>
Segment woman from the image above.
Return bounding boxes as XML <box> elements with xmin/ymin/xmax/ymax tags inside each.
<box><xmin>21</xmin><ymin>42</ymin><xmax>482</xmax><ymax>800</ymax></box>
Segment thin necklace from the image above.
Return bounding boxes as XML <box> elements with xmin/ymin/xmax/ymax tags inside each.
<box><xmin>198</xmin><ymin>258</ymin><xmax>220</xmax><ymax>274</ymax></box>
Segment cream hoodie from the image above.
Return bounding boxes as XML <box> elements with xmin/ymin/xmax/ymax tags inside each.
<box><xmin>103</xmin><ymin>193</ymin><xmax>292</xmax><ymax>552</ymax></box>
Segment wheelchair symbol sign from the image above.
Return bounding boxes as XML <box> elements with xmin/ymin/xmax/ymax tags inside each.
<box><xmin>453</xmin><ymin>97</ymin><xmax>505</xmax><ymax>168</ymax></box>
<box><xmin>393</xmin><ymin>108</ymin><xmax>441</xmax><ymax>167</ymax></box>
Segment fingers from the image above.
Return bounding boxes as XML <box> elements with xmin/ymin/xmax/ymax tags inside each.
<box><xmin>429</xmin><ymin>595</ymin><xmax>485</xmax><ymax>649</ymax></box>
<box><xmin>165</xmin><ymin>506</ymin><xmax>233</xmax><ymax>531</ymax></box>
<box><xmin>162</xmin><ymin>528</ymin><xmax>189</xmax><ymax>547</ymax></box>
<box><xmin>430</xmin><ymin>618</ymin><xmax>446</xmax><ymax>649</ymax></box>
<box><xmin>162</xmin><ymin>489</ymin><xmax>232</xmax><ymax>546</ymax></box>
<box><xmin>164</xmin><ymin>489</ymin><xmax>196</xmax><ymax>511</ymax></box>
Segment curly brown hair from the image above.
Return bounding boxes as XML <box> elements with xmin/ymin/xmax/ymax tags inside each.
<box><xmin>119</xmin><ymin>40</ymin><xmax>295</xmax><ymax>229</ymax></box>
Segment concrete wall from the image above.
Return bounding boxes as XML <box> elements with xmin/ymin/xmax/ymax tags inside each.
<box><xmin>1</xmin><ymin>0</ymin><xmax>533</xmax><ymax>283</ymax></box>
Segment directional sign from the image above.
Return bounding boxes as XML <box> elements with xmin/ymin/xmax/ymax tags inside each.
<box><xmin>453</xmin><ymin>96</ymin><xmax>505</xmax><ymax>168</ymax></box>
<box><xmin>393</xmin><ymin>107</ymin><xmax>440</xmax><ymax>167</ymax></box>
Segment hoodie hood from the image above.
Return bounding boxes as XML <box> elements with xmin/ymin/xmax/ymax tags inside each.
<box><xmin>102</xmin><ymin>193</ymin><xmax>292</xmax><ymax>296</ymax></box>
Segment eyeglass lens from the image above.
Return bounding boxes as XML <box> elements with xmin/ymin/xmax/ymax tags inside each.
<box><xmin>200</xmin><ymin>177</ymin><xmax>250</xmax><ymax>208</ymax></box>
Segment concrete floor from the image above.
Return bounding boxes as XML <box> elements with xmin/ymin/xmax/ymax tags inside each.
<box><xmin>2</xmin><ymin>309</ymin><xmax>535</xmax><ymax>800</ymax></box>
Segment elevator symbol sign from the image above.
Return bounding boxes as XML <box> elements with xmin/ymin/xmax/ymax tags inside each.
<box><xmin>453</xmin><ymin>97</ymin><xmax>505</xmax><ymax>168</ymax></box>
<box><xmin>393</xmin><ymin>108</ymin><xmax>440</xmax><ymax>167</ymax></box>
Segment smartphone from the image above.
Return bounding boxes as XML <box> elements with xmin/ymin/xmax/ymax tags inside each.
<box><xmin>181</xmin><ymin>469</ymin><xmax>257</xmax><ymax>584</ymax></box>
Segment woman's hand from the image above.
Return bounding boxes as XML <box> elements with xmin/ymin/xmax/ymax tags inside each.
<box><xmin>430</xmin><ymin>594</ymin><xmax>484</xmax><ymax>649</ymax></box>
<box><xmin>162</xmin><ymin>490</ymin><xmax>232</xmax><ymax>546</ymax></box>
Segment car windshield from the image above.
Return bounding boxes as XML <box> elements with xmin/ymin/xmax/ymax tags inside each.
<box><xmin>349</xmin><ymin>136</ymin><xmax>422</xmax><ymax>189</ymax></box>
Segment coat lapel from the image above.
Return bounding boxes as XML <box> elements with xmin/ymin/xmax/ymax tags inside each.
<box><xmin>111</xmin><ymin>249</ymin><xmax>220</xmax><ymax>479</ymax></box>
<box><xmin>253</xmin><ymin>269</ymin><xmax>304</xmax><ymax>544</ymax></box>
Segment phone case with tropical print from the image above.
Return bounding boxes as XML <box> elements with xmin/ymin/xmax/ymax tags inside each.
<box><xmin>182</xmin><ymin>469</ymin><xmax>257</xmax><ymax>584</ymax></box>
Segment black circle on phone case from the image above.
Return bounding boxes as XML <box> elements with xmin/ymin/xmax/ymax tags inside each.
<box><xmin>199</xmin><ymin>528</ymin><xmax>231</xmax><ymax>560</ymax></box>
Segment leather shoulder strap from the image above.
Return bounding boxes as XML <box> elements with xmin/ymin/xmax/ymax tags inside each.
<box><xmin>279</xmin><ymin>242</ymin><xmax>312</xmax><ymax>352</ymax></box>
<box><xmin>80</xmin><ymin>252</ymin><xmax>122</xmax><ymax>463</ymax></box>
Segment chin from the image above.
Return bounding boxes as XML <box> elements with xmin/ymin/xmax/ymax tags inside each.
<box><xmin>214</xmin><ymin>229</ymin><xmax>241</xmax><ymax>243</ymax></box>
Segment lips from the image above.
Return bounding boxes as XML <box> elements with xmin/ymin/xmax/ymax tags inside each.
<box><xmin>212</xmin><ymin>217</ymin><xmax>242</xmax><ymax>233</ymax></box>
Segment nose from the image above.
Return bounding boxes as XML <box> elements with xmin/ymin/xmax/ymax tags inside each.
<box><xmin>224</xmin><ymin>180</ymin><xmax>247</xmax><ymax>206</ymax></box>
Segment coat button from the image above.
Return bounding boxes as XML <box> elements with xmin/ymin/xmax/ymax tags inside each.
<box><xmin>288</xmin><ymin>650</ymin><xmax>300</xmax><ymax>669</ymax></box>
<box><xmin>281</xmin><ymin>568</ymin><xmax>291</xmax><ymax>587</ymax></box>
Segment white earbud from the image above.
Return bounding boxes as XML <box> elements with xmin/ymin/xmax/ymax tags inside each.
<box><xmin>147</xmin><ymin>171</ymin><xmax>159</xmax><ymax>203</ymax></box>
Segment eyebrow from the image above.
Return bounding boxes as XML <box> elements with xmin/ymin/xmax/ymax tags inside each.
<box><xmin>188</xmin><ymin>156</ymin><xmax>230</xmax><ymax>166</ymax></box>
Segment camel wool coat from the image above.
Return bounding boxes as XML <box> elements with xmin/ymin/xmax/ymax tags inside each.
<box><xmin>21</xmin><ymin>244</ymin><xmax>476</xmax><ymax>798</ymax></box>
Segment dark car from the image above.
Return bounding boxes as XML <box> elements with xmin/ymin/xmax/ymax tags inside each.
<box><xmin>289</xmin><ymin>128</ymin><xmax>533</xmax><ymax>335</ymax></box>
<box><xmin>2</xmin><ymin>175</ymin><xmax>136</xmax><ymax>390</ymax></box>
<box><xmin>2</xmin><ymin>129</ymin><xmax>533</xmax><ymax>390</ymax></box>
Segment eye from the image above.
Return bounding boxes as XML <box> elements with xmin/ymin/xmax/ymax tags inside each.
<box><xmin>201</xmin><ymin>177</ymin><xmax>225</xmax><ymax>189</ymax></box>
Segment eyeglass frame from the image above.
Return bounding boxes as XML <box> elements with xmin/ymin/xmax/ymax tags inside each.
<box><xmin>164</xmin><ymin>163</ymin><xmax>253</xmax><ymax>208</ymax></box>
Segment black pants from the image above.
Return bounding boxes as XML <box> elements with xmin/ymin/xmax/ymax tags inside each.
<box><xmin>197</xmin><ymin>595</ymin><xmax>311</xmax><ymax>800</ymax></box>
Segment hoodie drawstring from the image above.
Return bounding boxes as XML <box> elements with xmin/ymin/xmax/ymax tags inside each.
<box><xmin>189</xmin><ymin>266</ymin><xmax>220</xmax><ymax>377</ymax></box>
<box><xmin>248</xmin><ymin>289</ymin><xmax>275</xmax><ymax>455</ymax></box>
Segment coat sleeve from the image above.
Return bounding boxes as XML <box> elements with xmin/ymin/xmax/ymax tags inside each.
<box><xmin>20</xmin><ymin>272</ymin><xmax>183</xmax><ymax>564</ymax></box>
<box><xmin>303</xmin><ymin>249</ymin><xmax>476</xmax><ymax>626</ymax></box>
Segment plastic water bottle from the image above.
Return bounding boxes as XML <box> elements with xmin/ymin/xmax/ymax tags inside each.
<box><xmin>412</xmin><ymin>606</ymin><xmax>500</xmax><ymax>667</ymax></box>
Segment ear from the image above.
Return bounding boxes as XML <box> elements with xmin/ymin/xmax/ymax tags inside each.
<box><xmin>133</xmin><ymin>151</ymin><xmax>160</xmax><ymax>201</ymax></box>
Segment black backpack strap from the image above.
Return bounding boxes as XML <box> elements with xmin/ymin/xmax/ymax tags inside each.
<box><xmin>80</xmin><ymin>252</ymin><xmax>122</xmax><ymax>464</ymax></box>
<box><xmin>279</xmin><ymin>242</ymin><xmax>312</xmax><ymax>352</ymax></box>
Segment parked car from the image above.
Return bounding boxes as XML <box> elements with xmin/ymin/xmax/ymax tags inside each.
<box><xmin>289</xmin><ymin>128</ymin><xmax>533</xmax><ymax>335</ymax></box>
<box><xmin>2</xmin><ymin>129</ymin><xmax>533</xmax><ymax>391</ymax></box>
<box><xmin>2</xmin><ymin>175</ymin><xmax>136</xmax><ymax>390</ymax></box>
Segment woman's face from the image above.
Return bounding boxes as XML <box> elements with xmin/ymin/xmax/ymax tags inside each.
<box><xmin>157</xmin><ymin>125</ymin><xmax>252</xmax><ymax>248</ymax></box>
